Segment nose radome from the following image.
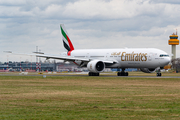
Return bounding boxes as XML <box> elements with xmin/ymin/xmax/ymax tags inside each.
<box><xmin>168</xmin><ymin>57</ymin><xmax>171</xmax><ymax>62</ymax></box>
<box><xmin>165</xmin><ymin>57</ymin><xmax>171</xmax><ymax>65</ymax></box>
<box><xmin>160</xmin><ymin>57</ymin><xmax>170</xmax><ymax>67</ymax></box>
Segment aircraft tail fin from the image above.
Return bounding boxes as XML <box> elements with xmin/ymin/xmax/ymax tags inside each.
<box><xmin>60</xmin><ymin>24</ymin><xmax>74</xmax><ymax>52</ymax></box>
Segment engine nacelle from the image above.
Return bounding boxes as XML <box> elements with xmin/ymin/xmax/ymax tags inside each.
<box><xmin>140</xmin><ymin>68</ymin><xmax>156</xmax><ymax>73</ymax></box>
<box><xmin>87</xmin><ymin>60</ymin><xmax>105</xmax><ymax>73</ymax></box>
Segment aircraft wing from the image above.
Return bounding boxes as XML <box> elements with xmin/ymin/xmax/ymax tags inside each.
<box><xmin>36</xmin><ymin>54</ymin><xmax>90</xmax><ymax>62</ymax></box>
<box><xmin>36</xmin><ymin>54</ymin><xmax>117</xmax><ymax>64</ymax></box>
<box><xmin>4</xmin><ymin>51</ymin><xmax>117</xmax><ymax>64</ymax></box>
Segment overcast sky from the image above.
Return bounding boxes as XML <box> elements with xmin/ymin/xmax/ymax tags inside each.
<box><xmin>1</xmin><ymin>0</ymin><xmax>180</xmax><ymax>62</ymax></box>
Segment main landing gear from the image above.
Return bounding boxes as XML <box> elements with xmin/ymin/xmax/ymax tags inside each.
<box><xmin>88</xmin><ymin>72</ymin><xmax>99</xmax><ymax>76</ymax></box>
<box><xmin>117</xmin><ymin>68</ymin><xmax>128</xmax><ymax>76</ymax></box>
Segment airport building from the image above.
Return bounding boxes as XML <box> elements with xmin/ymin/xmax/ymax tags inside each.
<box><xmin>0</xmin><ymin>61</ymin><xmax>81</xmax><ymax>72</ymax></box>
<box><xmin>0</xmin><ymin>61</ymin><xmax>115</xmax><ymax>72</ymax></box>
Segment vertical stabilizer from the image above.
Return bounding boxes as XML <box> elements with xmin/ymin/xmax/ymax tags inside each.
<box><xmin>60</xmin><ymin>24</ymin><xmax>74</xmax><ymax>52</ymax></box>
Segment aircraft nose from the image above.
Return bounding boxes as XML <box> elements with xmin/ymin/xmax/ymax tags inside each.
<box><xmin>160</xmin><ymin>56</ymin><xmax>171</xmax><ymax>67</ymax></box>
<box><xmin>165</xmin><ymin>57</ymin><xmax>171</xmax><ymax>65</ymax></box>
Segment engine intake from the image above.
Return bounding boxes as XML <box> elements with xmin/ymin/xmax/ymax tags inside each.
<box><xmin>87</xmin><ymin>60</ymin><xmax>105</xmax><ymax>73</ymax></box>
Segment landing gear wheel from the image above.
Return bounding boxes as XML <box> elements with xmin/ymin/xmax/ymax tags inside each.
<box><xmin>117</xmin><ymin>72</ymin><xmax>128</xmax><ymax>76</ymax></box>
<box><xmin>125</xmin><ymin>72</ymin><xmax>128</xmax><ymax>76</ymax></box>
<box><xmin>122</xmin><ymin>72</ymin><xmax>125</xmax><ymax>76</ymax></box>
<box><xmin>88</xmin><ymin>72</ymin><xmax>99</xmax><ymax>76</ymax></box>
<box><xmin>156</xmin><ymin>73</ymin><xmax>161</xmax><ymax>77</ymax></box>
<box><xmin>117</xmin><ymin>68</ymin><xmax>128</xmax><ymax>76</ymax></box>
<box><xmin>96</xmin><ymin>73</ymin><xmax>99</xmax><ymax>76</ymax></box>
<box><xmin>117</xmin><ymin>72</ymin><xmax>121</xmax><ymax>76</ymax></box>
<box><xmin>88</xmin><ymin>72</ymin><xmax>91</xmax><ymax>76</ymax></box>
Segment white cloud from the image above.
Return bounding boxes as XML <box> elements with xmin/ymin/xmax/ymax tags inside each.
<box><xmin>64</xmin><ymin>0</ymin><xmax>141</xmax><ymax>19</ymax></box>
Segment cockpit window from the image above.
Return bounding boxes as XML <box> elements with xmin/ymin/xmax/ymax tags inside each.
<box><xmin>160</xmin><ymin>54</ymin><xmax>169</xmax><ymax>57</ymax></box>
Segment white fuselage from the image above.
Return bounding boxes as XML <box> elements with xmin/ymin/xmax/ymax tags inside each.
<box><xmin>67</xmin><ymin>48</ymin><xmax>170</xmax><ymax>69</ymax></box>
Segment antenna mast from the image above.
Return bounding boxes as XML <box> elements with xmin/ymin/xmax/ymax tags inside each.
<box><xmin>176</xmin><ymin>29</ymin><xmax>178</xmax><ymax>35</ymax></box>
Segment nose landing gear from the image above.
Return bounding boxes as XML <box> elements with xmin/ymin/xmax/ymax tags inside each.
<box><xmin>156</xmin><ymin>68</ymin><xmax>162</xmax><ymax>77</ymax></box>
<box><xmin>157</xmin><ymin>72</ymin><xmax>162</xmax><ymax>77</ymax></box>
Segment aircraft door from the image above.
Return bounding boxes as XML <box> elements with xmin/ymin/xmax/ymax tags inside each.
<box><xmin>106</xmin><ymin>53</ymin><xmax>109</xmax><ymax>60</ymax></box>
<box><xmin>86</xmin><ymin>53</ymin><xmax>89</xmax><ymax>58</ymax></box>
<box><xmin>148</xmin><ymin>53</ymin><xmax>152</xmax><ymax>61</ymax></box>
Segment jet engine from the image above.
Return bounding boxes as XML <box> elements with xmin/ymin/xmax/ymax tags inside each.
<box><xmin>140</xmin><ymin>68</ymin><xmax>156</xmax><ymax>73</ymax></box>
<box><xmin>87</xmin><ymin>60</ymin><xmax>105</xmax><ymax>73</ymax></box>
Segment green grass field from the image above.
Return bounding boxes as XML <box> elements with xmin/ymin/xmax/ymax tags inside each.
<box><xmin>0</xmin><ymin>74</ymin><xmax>180</xmax><ymax>119</ymax></box>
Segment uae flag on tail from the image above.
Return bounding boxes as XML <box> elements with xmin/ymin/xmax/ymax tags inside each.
<box><xmin>60</xmin><ymin>24</ymin><xmax>74</xmax><ymax>52</ymax></box>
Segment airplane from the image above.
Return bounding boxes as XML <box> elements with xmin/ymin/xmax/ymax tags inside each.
<box><xmin>32</xmin><ymin>24</ymin><xmax>170</xmax><ymax>76</ymax></box>
<box><xmin>6</xmin><ymin>24</ymin><xmax>171</xmax><ymax>76</ymax></box>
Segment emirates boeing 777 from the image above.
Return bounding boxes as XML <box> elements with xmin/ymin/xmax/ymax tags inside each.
<box><xmin>6</xmin><ymin>24</ymin><xmax>171</xmax><ymax>76</ymax></box>
<box><xmin>33</xmin><ymin>24</ymin><xmax>170</xmax><ymax>76</ymax></box>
